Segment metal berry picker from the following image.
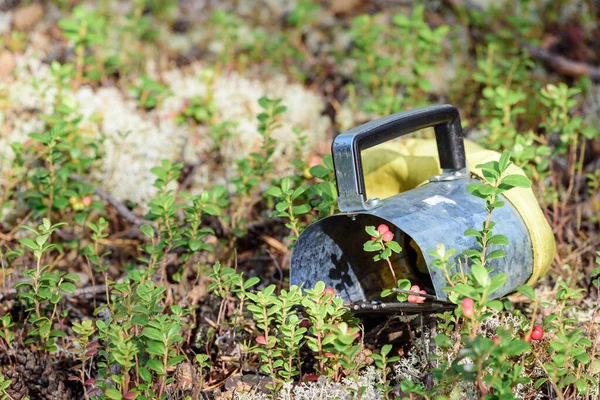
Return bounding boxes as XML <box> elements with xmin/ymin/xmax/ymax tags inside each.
<box><xmin>290</xmin><ymin>105</ymin><xmax>555</xmax><ymax>312</ymax></box>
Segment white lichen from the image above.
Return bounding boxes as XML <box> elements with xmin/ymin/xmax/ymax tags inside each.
<box><xmin>277</xmin><ymin>367</ymin><xmax>383</xmax><ymax>400</ymax></box>
<box><xmin>2</xmin><ymin>48</ymin><xmax>331</xmax><ymax>208</ymax></box>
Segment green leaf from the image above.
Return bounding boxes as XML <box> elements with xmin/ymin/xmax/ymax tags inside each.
<box><xmin>501</xmin><ymin>174</ymin><xmax>531</xmax><ymax>188</ymax></box>
<box><xmin>104</xmin><ymin>388</ymin><xmax>123</xmax><ymax>400</ymax></box>
<box><xmin>202</xmin><ymin>204</ymin><xmax>222</xmax><ymax>216</ymax></box>
<box><xmin>309</xmin><ymin>165</ymin><xmax>329</xmax><ymax>179</ymax></box>
<box><xmin>281</xmin><ymin>178</ymin><xmax>291</xmax><ymax>193</ymax></box>
<box><xmin>486</xmin><ymin>250</ymin><xmax>505</xmax><ymax>260</ymax></box>
<box><xmin>275</xmin><ymin>202</ymin><xmax>289</xmax><ymax>212</ymax></box>
<box><xmin>53</xmin><ymin>197</ymin><xmax>70</xmax><ymax>209</ymax></box>
<box><xmin>471</xmin><ymin>263</ymin><xmax>490</xmax><ymax>287</ymax></box>
<box><xmin>365</xmin><ymin>226</ymin><xmax>378</xmax><ymax>237</ymax></box>
<box><xmin>386</xmin><ymin>241</ymin><xmax>401</xmax><ymax>253</ymax></box>
<box><xmin>381</xmin><ymin>344</ymin><xmax>392</xmax><ymax>357</ymax></box>
<box><xmin>139</xmin><ymin>367</ymin><xmax>152</xmax><ymax>383</ymax></box>
<box><xmin>243</xmin><ymin>277</ymin><xmax>260</xmax><ymax>289</ymax></box>
<box><xmin>450</xmin><ymin>283</ymin><xmax>477</xmax><ymax>299</ymax></box>
<box><xmin>265</xmin><ymin>187</ymin><xmax>283</xmax><ymax>197</ymax></box>
<box><xmin>487</xmin><ymin>234</ymin><xmax>509</xmax><ymax>246</ymax></box>
<box><xmin>292</xmin><ymin>204</ymin><xmax>311</xmax><ymax>215</ymax></box>
<box><xmin>486</xmin><ymin>300</ymin><xmax>503</xmax><ymax>312</ymax></box>
<box><xmin>535</xmin><ymin>378</ymin><xmax>548</xmax><ymax>389</ymax></box>
<box><xmin>19</xmin><ymin>238</ymin><xmax>38</xmax><ymax>250</ymax></box>
<box><xmin>50</xmin><ymin>329</ymin><xmax>67</xmax><ymax>337</ymax></box>
<box><xmin>167</xmin><ymin>355</ymin><xmax>186</xmax><ymax>367</ymax></box>
<box><xmin>576</xmin><ymin>378</ymin><xmax>589</xmax><ymax>394</ymax></box>
<box><xmin>464</xmin><ymin>229</ymin><xmax>482</xmax><ymax>238</ymax></box>
<box><xmin>147</xmin><ymin>358</ymin><xmax>164</xmax><ymax>375</ymax></box>
<box><xmin>381</xmin><ymin>248</ymin><xmax>392</xmax><ymax>259</ymax></box>
<box><xmin>517</xmin><ymin>285</ymin><xmax>536</xmax><ymax>300</ymax></box>
<box><xmin>291</xmin><ymin>186</ymin><xmax>307</xmax><ymax>200</ymax></box>
<box><xmin>498</xmin><ymin>151</ymin><xmax>511</xmax><ymax>172</ymax></box>
<box><xmin>36</xmin><ymin>234</ymin><xmax>50</xmax><ymax>247</ymax></box>
<box><xmin>142</xmin><ymin>327</ymin><xmax>164</xmax><ymax>342</ymax></box>
<box><xmin>146</xmin><ymin>340</ymin><xmax>166</xmax><ymax>356</ymax></box>
<box><xmin>188</xmin><ymin>239</ymin><xmax>203</xmax><ymax>252</ymax></box>
<box><xmin>504</xmin><ymin>339</ymin><xmax>530</xmax><ymax>356</ymax></box>
<box><xmin>140</xmin><ymin>224</ymin><xmax>154</xmax><ymax>239</ymax></box>
<box><xmin>363</xmin><ymin>241</ymin><xmax>380</xmax><ymax>252</ymax></box>
<box><xmin>488</xmin><ymin>273</ymin><xmax>507</xmax><ymax>293</ymax></box>
<box><xmin>59</xmin><ymin>282</ymin><xmax>77</xmax><ymax>293</ymax></box>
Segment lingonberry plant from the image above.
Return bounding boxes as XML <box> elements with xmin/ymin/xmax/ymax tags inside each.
<box><xmin>372</xmin><ymin>344</ymin><xmax>399</xmax><ymax>400</ymax></box>
<box><xmin>69</xmin><ymin>320</ymin><xmax>97</xmax><ymax>400</ymax></box>
<box><xmin>229</xmin><ymin>96</ymin><xmax>285</xmax><ymax>236</ymax></box>
<box><xmin>82</xmin><ymin>217</ymin><xmax>111</xmax><ymax>307</ymax></box>
<box><xmin>16</xmin><ymin>219</ymin><xmax>80</xmax><ymax>350</ymax></box>
<box><xmin>130</xmin><ymin>77</ymin><xmax>172</xmax><ymax>110</ymax></box>
<box><xmin>0</xmin><ymin>376</ymin><xmax>12</xmax><ymax>400</ymax></box>
<box><xmin>175</xmin><ymin>96</ymin><xmax>217</xmax><ymax>126</ymax></box>
<box><xmin>0</xmin><ymin>315</ymin><xmax>14</xmax><ymax>357</ymax></box>
<box><xmin>266</xmin><ymin>177</ymin><xmax>311</xmax><ymax>245</ymax></box>
<box><xmin>346</xmin><ymin>5</ymin><xmax>449</xmax><ymax>116</ymax></box>
<box><xmin>363</xmin><ymin>224</ymin><xmax>402</xmax><ymax>283</ymax></box>
<box><xmin>58</xmin><ymin>5</ymin><xmax>107</xmax><ymax>85</ymax></box>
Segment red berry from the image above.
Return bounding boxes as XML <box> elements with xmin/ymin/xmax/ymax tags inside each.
<box><xmin>462</xmin><ymin>298</ymin><xmax>474</xmax><ymax>318</ymax></box>
<box><xmin>410</xmin><ymin>285</ymin><xmax>420</xmax><ymax>292</ymax></box>
<box><xmin>82</xmin><ymin>196</ymin><xmax>92</xmax><ymax>206</ymax></box>
<box><xmin>382</xmin><ymin>231</ymin><xmax>394</xmax><ymax>242</ymax></box>
<box><xmin>377</xmin><ymin>224</ymin><xmax>390</xmax><ymax>234</ymax></box>
<box><xmin>323</xmin><ymin>287</ymin><xmax>336</xmax><ymax>297</ymax></box>
<box><xmin>492</xmin><ymin>337</ymin><xmax>500</xmax><ymax>344</ymax></box>
<box><xmin>408</xmin><ymin>294</ymin><xmax>418</xmax><ymax>303</ymax></box>
<box><xmin>462</xmin><ymin>297</ymin><xmax>474</xmax><ymax>308</ymax></box>
<box><xmin>308</xmin><ymin>156</ymin><xmax>321</xmax><ymax>168</ymax></box>
<box><xmin>299</xmin><ymin>319</ymin><xmax>310</xmax><ymax>328</ymax></box>
<box><xmin>530</xmin><ymin>326</ymin><xmax>544</xmax><ymax>341</ymax></box>
<box><xmin>304</xmin><ymin>373</ymin><xmax>319</xmax><ymax>382</ymax></box>
<box><xmin>371</xmin><ymin>236</ymin><xmax>377</xmax><ymax>241</ymax></box>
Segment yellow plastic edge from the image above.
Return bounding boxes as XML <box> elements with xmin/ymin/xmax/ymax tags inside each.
<box><xmin>362</xmin><ymin>138</ymin><xmax>555</xmax><ymax>284</ymax></box>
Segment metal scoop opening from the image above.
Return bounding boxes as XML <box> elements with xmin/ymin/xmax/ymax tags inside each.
<box><xmin>290</xmin><ymin>214</ymin><xmax>434</xmax><ymax>304</ymax></box>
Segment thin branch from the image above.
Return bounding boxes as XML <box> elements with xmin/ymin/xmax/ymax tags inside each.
<box><xmin>70</xmin><ymin>174</ymin><xmax>154</xmax><ymax>227</ymax></box>
<box><xmin>525</xmin><ymin>45</ymin><xmax>600</xmax><ymax>80</ymax></box>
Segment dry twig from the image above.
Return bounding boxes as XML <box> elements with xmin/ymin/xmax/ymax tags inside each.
<box><xmin>526</xmin><ymin>45</ymin><xmax>600</xmax><ymax>80</ymax></box>
<box><xmin>70</xmin><ymin>173</ymin><xmax>153</xmax><ymax>227</ymax></box>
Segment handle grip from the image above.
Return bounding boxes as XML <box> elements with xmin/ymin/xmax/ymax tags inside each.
<box><xmin>332</xmin><ymin>104</ymin><xmax>466</xmax><ymax>213</ymax></box>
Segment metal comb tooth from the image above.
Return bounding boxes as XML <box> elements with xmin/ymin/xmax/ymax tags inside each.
<box><xmin>348</xmin><ymin>301</ymin><xmax>456</xmax><ymax>315</ymax></box>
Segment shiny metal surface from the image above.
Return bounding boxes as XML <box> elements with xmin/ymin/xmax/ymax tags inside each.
<box><xmin>290</xmin><ymin>177</ymin><xmax>533</xmax><ymax>304</ymax></box>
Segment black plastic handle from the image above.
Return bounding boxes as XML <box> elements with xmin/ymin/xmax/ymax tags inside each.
<box><xmin>332</xmin><ymin>104</ymin><xmax>466</xmax><ymax>212</ymax></box>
